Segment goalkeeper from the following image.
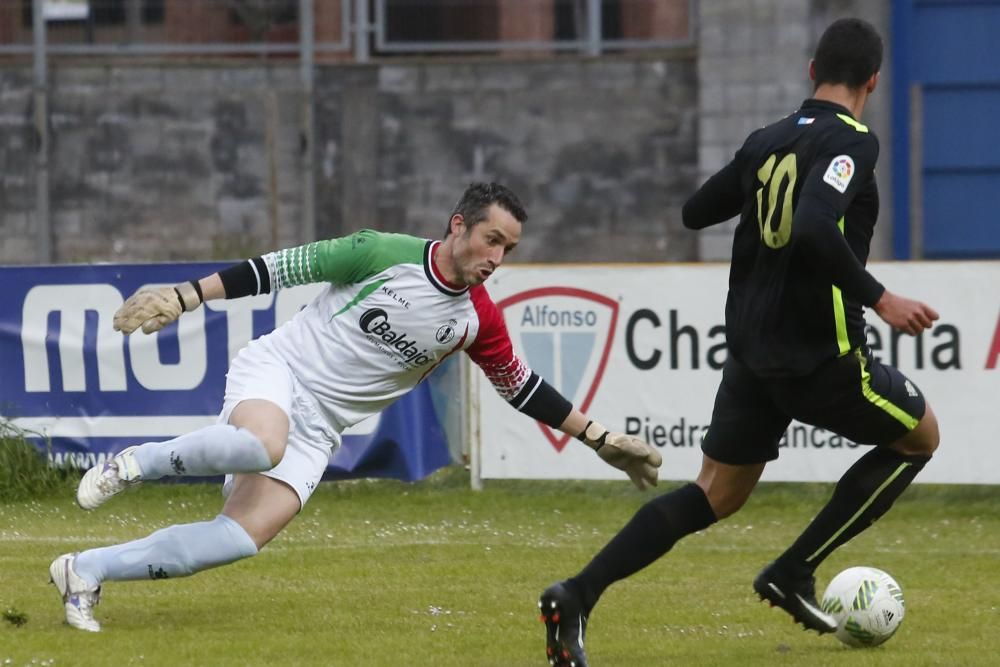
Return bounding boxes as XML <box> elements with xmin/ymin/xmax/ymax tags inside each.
<box><xmin>48</xmin><ymin>182</ymin><xmax>662</xmax><ymax>633</ymax></box>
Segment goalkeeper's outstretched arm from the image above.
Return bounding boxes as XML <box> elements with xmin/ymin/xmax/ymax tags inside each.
<box><xmin>559</xmin><ymin>408</ymin><xmax>664</xmax><ymax>491</ymax></box>
<box><xmin>112</xmin><ymin>273</ymin><xmax>223</xmax><ymax>336</ymax></box>
<box><xmin>503</xmin><ymin>378</ymin><xmax>663</xmax><ymax>491</ymax></box>
<box><xmin>113</xmin><ymin>234</ymin><xmax>378</xmax><ymax>335</ymax></box>
<box><xmin>465</xmin><ymin>286</ymin><xmax>664</xmax><ymax>491</ymax></box>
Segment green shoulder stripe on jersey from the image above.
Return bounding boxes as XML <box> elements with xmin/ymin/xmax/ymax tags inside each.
<box><xmin>831</xmin><ymin>217</ymin><xmax>851</xmax><ymax>356</ymax></box>
<box><xmin>836</xmin><ymin>113</ymin><xmax>869</xmax><ymax>133</ymax></box>
<box><xmin>268</xmin><ymin>230</ymin><xmax>425</xmax><ymax>288</ymax></box>
<box><xmin>330</xmin><ymin>277</ymin><xmax>389</xmax><ymax>320</ymax></box>
<box><xmin>856</xmin><ymin>349</ymin><xmax>920</xmax><ymax>430</ymax></box>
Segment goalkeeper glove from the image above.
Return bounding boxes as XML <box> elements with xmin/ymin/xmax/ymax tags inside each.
<box><xmin>579</xmin><ymin>420</ymin><xmax>663</xmax><ymax>490</ymax></box>
<box><xmin>113</xmin><ymin>281</ymin><xmax>203</xmax><ymax>335</ymax></box>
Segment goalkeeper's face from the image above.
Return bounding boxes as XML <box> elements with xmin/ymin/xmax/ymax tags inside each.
<box><xmin>447</xmin><ymin>204</ymin><xmax>521</xmax><ymax>286</ymax></box>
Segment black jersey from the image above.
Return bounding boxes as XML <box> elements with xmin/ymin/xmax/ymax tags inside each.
<box><xmin>683</xmin><ymin>99</ymin><xmax>886</xmax><ymax>377</ymax></box>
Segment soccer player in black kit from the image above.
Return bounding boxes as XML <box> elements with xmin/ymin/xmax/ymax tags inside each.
<box><xmin>537</xmin><ymin>18</ymin><xmax>941</xmax><ymax>667</ymax></box>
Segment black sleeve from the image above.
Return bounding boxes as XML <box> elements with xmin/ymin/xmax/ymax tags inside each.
<box><xmin>792</xmin><ymin>134</ymin><xmax>885</xmax><ymax>306</ymax></box>
<box><xmin>218</xmin><ymin>257</ymin><xmax>271</xmax><ymax>298</ymax></box>
<box><xmin>510</xmin><ymin>373</ymin><xmax>573</xmax><ymax>429</ymax></box>
<box><xmin>682</xmin><ymin>159</ymin><xmax>744</xmax><ymax>229</ymax></box>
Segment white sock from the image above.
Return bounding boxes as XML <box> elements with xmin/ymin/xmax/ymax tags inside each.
<box><xmin>74</xmin><ymin>514</ymin><xmax>258</xmax><ymax>586</ymax></box>
<box><xmin>131</xmin><ymin>424</ymin><xmax>273</xmax><ymax>479</ymax></box>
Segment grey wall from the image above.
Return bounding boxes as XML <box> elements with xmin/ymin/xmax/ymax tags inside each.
<box><xmin>0</xmin><ymin>55</ymin><xmax>698</xmax><ymax>265</ymax></box>
<box><xmin>0</xmin><ymin>0</ymin><xmax>896</xmax><ymax>267</ymax></box>
<box><xmin>696</xmin><ymin>0</ymin><xmax>894</xmax><ymax>260</ymax></box>
<box><xmin>1</xmin><ymin>65</ymin><xmax>308</xmax><ymax>263</ymax></box>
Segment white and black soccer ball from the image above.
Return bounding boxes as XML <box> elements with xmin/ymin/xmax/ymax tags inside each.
<box><xmin>821</xmin><ymin>566</ymin><xmax>905</xmax><ymax>648</ymax></box>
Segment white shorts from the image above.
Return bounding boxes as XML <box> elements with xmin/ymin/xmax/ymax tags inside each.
<box><xmin>218</xmin><ymin>342</ymin><xmax>341</xmax><ymax>509</ymax></box>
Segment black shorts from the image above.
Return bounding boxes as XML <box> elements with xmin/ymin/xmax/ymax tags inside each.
<box><xmin>702</xmin><ymin>347</ymin><xmax>927</xmax><ymax>465</ymax></box>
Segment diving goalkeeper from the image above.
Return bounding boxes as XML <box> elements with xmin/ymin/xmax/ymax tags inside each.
<box><xmin>49</xmin><ymin>182</ymin><xmax>663</xmax><ymax>632</ymax></box>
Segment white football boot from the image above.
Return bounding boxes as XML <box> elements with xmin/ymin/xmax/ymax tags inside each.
<box><xmin>49</xmin><ymin>553</ymin><xmax>102</xmax><ymax>632</ymax></box>
<box><xmin>76</xmin><ymin>446</ymin><xmax>143</xmax><ymax>510</ymax></box>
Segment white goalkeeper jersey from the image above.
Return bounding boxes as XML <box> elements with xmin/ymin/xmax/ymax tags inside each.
<box><xmin>243</xmin><ymin>230</ymin><xmax>534</xmax><ymax>431</ymax></box>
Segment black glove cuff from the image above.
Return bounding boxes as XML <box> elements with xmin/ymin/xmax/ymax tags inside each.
<box><xmin>576</xmin><ymin>420</ymin><xmax>609</xmax><ymax>451</ymax></box>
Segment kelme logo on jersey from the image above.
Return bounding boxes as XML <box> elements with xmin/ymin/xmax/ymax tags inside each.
<box><xmin>823</xmin><ymin>154</ymin><xmax>855</xmax><ymax>193</ymax></box>
<box><xmin>359</xmin><ymin>308</ymin><xmax>433</xmax><ymax>367</ymax></box>
<box><xmin>497</xmin><ymin>287</ymin><xmax>619</xmax><ymax>452</ymax></box>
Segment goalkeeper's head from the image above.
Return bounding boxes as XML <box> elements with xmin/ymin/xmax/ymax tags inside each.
<box><xmin>439</xmin><ymin>182</ymin><xmax>526</xmax><ymax>286</ymax></box>
<box><xmin>444</xmin><ymin>182</ymin><xmax>527</xmax><ymax>239</ymax></box>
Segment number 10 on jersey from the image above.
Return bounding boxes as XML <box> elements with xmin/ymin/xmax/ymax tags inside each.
<box><xmin>756</xmin><ymin>153</ymin><xmax>798</xmax><ymax>249</ymax></box>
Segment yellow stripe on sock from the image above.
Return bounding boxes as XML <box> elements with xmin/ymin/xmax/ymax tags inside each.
<box><xmin>805</xmin><ymin>462</ymin><xmax>911</xmax><ymax>563</ymax></box>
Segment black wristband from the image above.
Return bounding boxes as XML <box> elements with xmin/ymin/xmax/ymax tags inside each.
<box><xmin>219</xmin><ymin>257</ymin><xmax>271</xmax><ymax>298</ymax></box>
<box><xmin>510</xmin><ymin>374</ymin><xmax>573</xmax><ymax>429</ymax></box>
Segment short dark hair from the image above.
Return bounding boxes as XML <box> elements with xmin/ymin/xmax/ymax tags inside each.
<box><xmin>444</xmin><ymin>182</ymin><xmax>527</xmax><ymax>237</ymax></box>
<box><xmin>813</xmin><ymin>18</ymin><xmax>883</xmax><ymax>89</ymax></box>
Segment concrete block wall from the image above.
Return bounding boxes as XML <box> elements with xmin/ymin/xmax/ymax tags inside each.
<box><xmin>0</xmin><ymin>0</ymin><xmax>896</xmax><ymax>266</ymax></box>
<box><xmin>316</xmin><ymin>56</ymin><xmax>700</xmax><ymax>262</ymax></box>
<box><xmin>695</xmin><ymin>0</ymin><xmax>893</xmax><ymax>260</ymax></box>
<box><xmin>0</xmin><ymin>52</ymin><xmax>698</xmax><ymax>265</ymax></box>
<box><xmin>1</xmin><ymin>64</ymin><xmax>306</xmax><ymax>263</ymax></box>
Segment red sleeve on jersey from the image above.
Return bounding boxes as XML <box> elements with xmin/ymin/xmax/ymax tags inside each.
<box><xmin>466</xmin><ymin>285</ymin><xmax>532</xmax><ymax>402</ymax></box>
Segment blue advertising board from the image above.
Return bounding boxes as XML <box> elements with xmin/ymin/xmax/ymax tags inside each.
<box><xmin>0</xmin><ymin>264</ymin><xmax>452</xmax><ymax>482</ymax></box>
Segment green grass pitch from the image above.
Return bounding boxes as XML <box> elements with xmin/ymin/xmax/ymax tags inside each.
<box><xmin>2</xmin><ymin>469</ymin><xmax>998</xmax><ymax>666</ymax></box>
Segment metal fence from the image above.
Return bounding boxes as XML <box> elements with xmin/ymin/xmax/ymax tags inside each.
<box><xmin>2</xmin><ymin>0</ymin><xmax>695</xmax><ymax>264</ymax></box>
<box><xmin>0</xmin><ymin>0</ymin><xmax>694</xmax><ymax>60</ymax></box>
<box><xmin>0</xmin><ymin>0</ymin><xmax>350</xmax><ymax>55</ymax></box>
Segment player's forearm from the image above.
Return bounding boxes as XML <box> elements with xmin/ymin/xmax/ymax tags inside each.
<box><xmin>196</xmin><ymin>241</ymin><xmax>336</xmax><ymax>305</ymax></box>
<box><xmin>682</xmin><ymin>161</ymin><xmax>744</xmax><ymax>229</ymax></box>
<box><xmin>794</xmin><ymin>199</ymin><xmax>884</xmax><ymax>306</ymax></box>
<box><xmin>557</xmin><ymin>408</ymin><xmax>590</xmax><ymax>443</ymax></box>
<box><xmin>114</xmin><ymin>263</ymin><xmax>268</xmax><ymax>336</ymax></box>
<box><xmin>508</xmin><ymin>374</ymin><xmax>574</xmax><ymax>428</ymax></box>
<box><xmin>810</xmin><ymin>236</ymin><xmax>884</xmax><ymax>306</ymax></box>
<box><xmin>196</xmin><ymin>274</ymin><xmax>226</xmax><ymax>301</ymax></box>
<box><xmin>556</xmin><ymin>410</ymin><xmax>624</xmax><ymax>454</ymax></box>
<box><xmin>170</xmin><ymin>273</ymin><xmax>224</xmax><ymax>313</ymax></box>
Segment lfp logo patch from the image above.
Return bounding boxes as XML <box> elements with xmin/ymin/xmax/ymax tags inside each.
<box><xmin>822</xmin><ymin>154</ymin><xmax>855</xmax><ymax>193</ymax></box>
<box><xmin>497</xmin><ymin>287</ymin><xmax>618</xmax><ymax>452</ymax></box>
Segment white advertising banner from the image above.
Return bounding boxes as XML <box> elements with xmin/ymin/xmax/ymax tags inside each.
<box><xmin>476</xmin><ymin>262</ymin><xmax>1000</xmax><ymax>484</ymax></box>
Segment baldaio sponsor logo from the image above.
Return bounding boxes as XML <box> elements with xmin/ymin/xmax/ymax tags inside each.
<box><xmin>358</xmin><ymin>308</ymin><xmax>433</xmax><ymax>367</ymax></box>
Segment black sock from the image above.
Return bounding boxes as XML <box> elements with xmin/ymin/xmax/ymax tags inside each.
<box><xmin>778</xmin><ymin>447</ymin><xmax>930</xmax><ymax>574</ymax></box>
<box><xmin>569</xmin><ymin>483</ymin><xmax>717</xmax><ymax>612</ymax></box>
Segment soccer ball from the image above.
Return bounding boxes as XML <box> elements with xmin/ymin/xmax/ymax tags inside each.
<box><xmin>821</xmin><ymin>566</ymin><xmax>905</xmax><ymax>648</ymax></box>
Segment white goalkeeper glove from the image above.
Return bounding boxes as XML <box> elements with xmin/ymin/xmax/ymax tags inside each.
<box><xmin>113</xmin><ymin>281</ymin><xmax>202</xmax><ymax>335</ymax></box>
<box><xmin>579</xmin><ymin>420</ymin><xmax>663</xmax><ymax>490</ymax></box>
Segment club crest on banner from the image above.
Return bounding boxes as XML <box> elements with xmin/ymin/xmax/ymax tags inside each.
<box><xmin>497</xmin><ymin>287</ymin><xmax>618</xmax><ymax>452</ymax></box>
